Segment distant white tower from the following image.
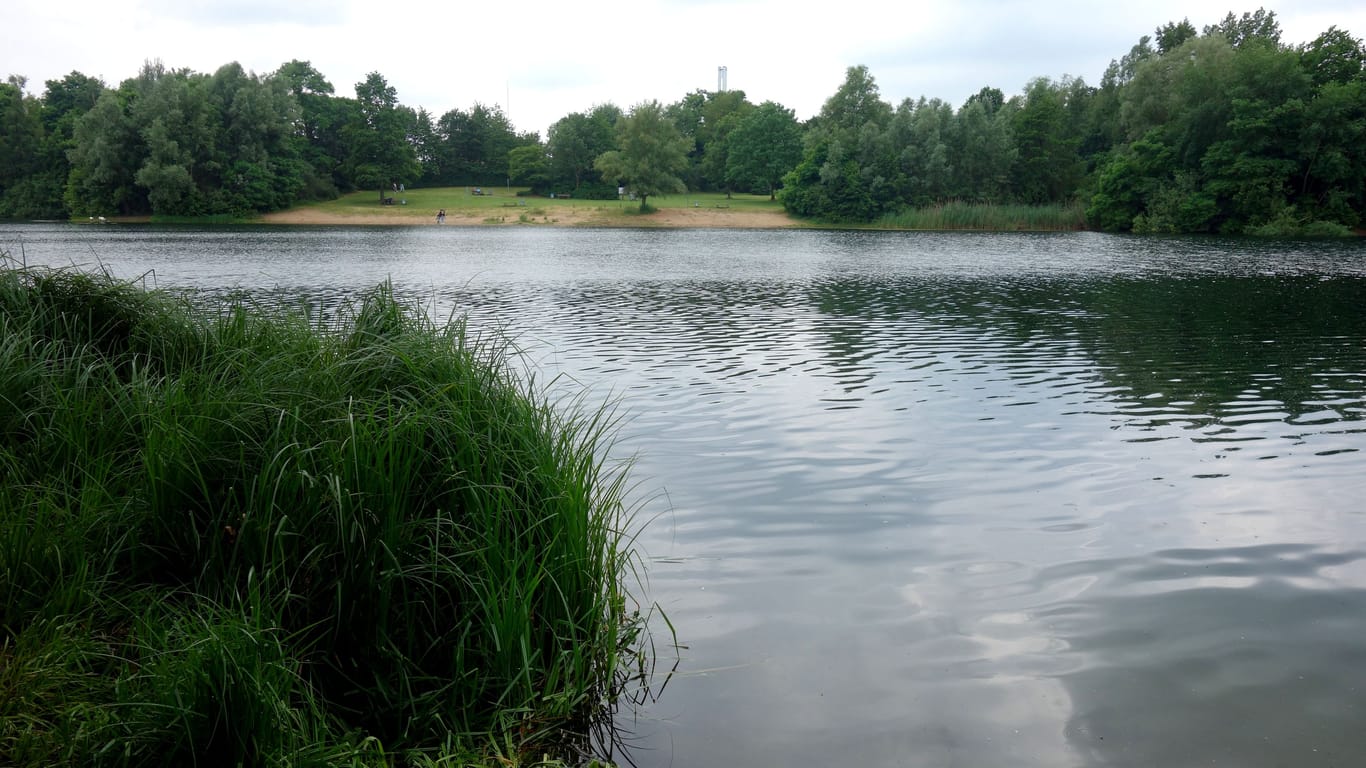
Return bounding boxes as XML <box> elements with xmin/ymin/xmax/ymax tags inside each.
<box><xmin>718</xmin><ymin>66</ymin><xmax>727</xmax><ymax>92</ymax></box>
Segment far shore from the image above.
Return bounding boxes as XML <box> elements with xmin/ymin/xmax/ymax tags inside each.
<box><xmin>256</xmin><ymin>189</ymin><xmax>797</xmax><ymax>226</ymax></box>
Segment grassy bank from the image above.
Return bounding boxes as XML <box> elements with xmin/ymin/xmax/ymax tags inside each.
<box><xmin>257</xmin><ymin>187</ymin><xmax>790</xmax><ymax>227</ymax></box>
<box><xmin>0</xmin><ymin>260</ymin><xmax>652</xmax><ymax>766</ymax></box>
<box><xmin>875</xmin><ymin>200</ymin><xmax>1088</xmax><ymax>231</ymax></box>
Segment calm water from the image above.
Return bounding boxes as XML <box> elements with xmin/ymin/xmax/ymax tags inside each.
<box><xmin>7</xmin><ymin>224</ymin><xmax>1366</xmax><ymax>767</ymax></box>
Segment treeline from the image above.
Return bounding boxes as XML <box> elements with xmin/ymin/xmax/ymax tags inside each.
<box><xmin>2</xmin><ymin>8</ymin><xmax>1363</xmax><ymax>233</ymax></box>
<box><xmin>0</xmin><ymin>60</ymin><xmax>542</xmax><ymax>219</ymax></box>
<box><xmin>783</xmin><ymin>9</ymin><xmax>1366</xmax><ymax>234</ymax></box>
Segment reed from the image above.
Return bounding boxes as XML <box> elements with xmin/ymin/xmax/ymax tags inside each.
<box><xmin>0</xmin><ymin>259</ymin><xmax>652</xmax><ymax>766</ymax></box>
<box><xmin>876</xmin><ymin>200</ymin><xmax>1087</xmax><ymax>231</ymax></box>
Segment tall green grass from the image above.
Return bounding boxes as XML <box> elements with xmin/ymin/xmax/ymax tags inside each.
<box><xmin>876</xmin><ymin>200</ymin><xmax>1087</xmax><ymax>231</ymax></box>
<box><xmin>0</xmin><ymin>259</ymin><xmax>653</xmax><ymax>766</ymax></box>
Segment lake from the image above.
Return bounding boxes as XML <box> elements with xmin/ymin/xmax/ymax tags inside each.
<box><xmin>6</xmin><ymin>223</ymin><xmax>1366</xmax><ymax>767</ymax></box>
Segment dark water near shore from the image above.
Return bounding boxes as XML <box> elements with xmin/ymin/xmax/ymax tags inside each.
<box><xmin>7</xmin><ymin>224</ymin><xmax>1366</xmax><ymax>767</ymax></box>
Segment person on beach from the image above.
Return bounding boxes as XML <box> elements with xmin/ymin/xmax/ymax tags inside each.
<box><xmin>437</xmin><ymin>209</ymin><xmax>446</xmax><ymax>224</ymax></box>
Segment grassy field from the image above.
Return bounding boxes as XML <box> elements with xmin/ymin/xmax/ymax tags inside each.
<box><xmin>280</xmin><ymin>187</ymin><xmax>787</xmax><ymax>224</ymax></box>
<box><xmin>0</xmin><ymin>259</ymin><xmax>656</xmax><ymax>766</ymax></box>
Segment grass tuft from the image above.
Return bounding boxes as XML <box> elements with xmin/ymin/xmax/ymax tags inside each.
<box><xmin>0</xmin><ymin>257</ymin><xmax>656</xmax><ymax>766</ymax></box>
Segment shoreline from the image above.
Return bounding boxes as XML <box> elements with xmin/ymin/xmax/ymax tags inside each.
<box><xmin>257</xmin><ymin>204</ymin><xmax>801</xmax><ymax>229</ymax></box>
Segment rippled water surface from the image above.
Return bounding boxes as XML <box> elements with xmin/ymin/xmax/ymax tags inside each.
<box><xmin>8</xmin><ymin>224</ymin><xmax>1366</xmax><ymax>767</ymax></box>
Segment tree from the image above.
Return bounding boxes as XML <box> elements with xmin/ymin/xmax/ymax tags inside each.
<box><xmin>696</xmin><ymin>90</ymin><xmax>752</xmax><ymax>194</ymax></box>
<box><xmin>507</xmin><ymin>142</ymin><xmax>550</xmax><ymax>187</ymax></box>
<box><xmin>594</xmin><ymin>100</ymin><xmax>689</xmax><ymax>211</ymax></box>
<box><xmin>347</xmin><ymin>72</ymin><xmax>418</xmax><ymax>200</ymax></box>
<box><xmin>0</xmin><ymin>76</ymin><xmax>48</xmax><ymax>217</ymax></box>
<box><xmin>666</xmin><ymin>88</ymin><xmax>753</xmax><ymax>192</ymax></box>
<box><xmin>813</xmin><ymin>65</ymin><xmax>892</xmax><ymax>140</ymax></box>
<box><xmin>950</xmin><ymin>98</ymin><xmax>1015</xmax><ymax>201</ymax></box>
<box><xmin>780</xmin><ymin>65</ymin><xmax>898</xmax><ymax>222</ymax></box>
<box><xmin>1203</xmin><ymin>8</ymin><xmax>1281</xmax><ymax>50</ymax></box>
<box><xmin>12</xmin><ymin>71</ymin><xmax>105</xmax><ymax>217</ymax></box>
<box><xmin>725</xmin><ymin>101</ymin><xmax>802</xmax><ymax>199</ymax></box>
<box><xmin>1010</xmin><ymin>78</ymin><xmax>1083</xmax><ymax>204</ymax></box>
<box><xmin>892</xmin><ymin>97</ymin><xmax>955</xmax><ymax>205</ymax></box>
<box><xmin>428</xmin><ymin>102</ymin><xmax>527</xmax><ymax>186</ymax></box>
<box><xmin>963</xmin><ymin>86</ymin><xmax>1005</xmax><ymax>115</ymax></box>
<box><xmin>1299</xmin><ymin>27</ymin><xmax>1366</xmax><ymax>87</ymax></box>
<box><xmin>1155</xmin><ymin>19</ymin><xmax>1198</xmax><ymax>54</ymax></box>
<box><xmin>65</xmin><ymin>88</ymin><xmax>143</xmax><ymax>215</ymax></box>
<box><xmin>547</xmin><ymin>104</ymin><xmax>619</xmax><ymax>191</ymax></box>
<box><xmin>271</xmin><ymin>60</ymin><xmax>348</xmax><ymax>197</ymax></box>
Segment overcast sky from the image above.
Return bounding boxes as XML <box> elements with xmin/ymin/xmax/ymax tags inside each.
<box><xmin>5</xmin><ymin>1</ymin><xmax>1364</xmax><ymax>138</ymax></box>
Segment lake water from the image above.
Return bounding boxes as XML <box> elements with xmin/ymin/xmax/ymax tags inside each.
<box><xmin>6</xmin><ymin>223</ymin><xmax>1366</xmax><ymax>767</ymax></box>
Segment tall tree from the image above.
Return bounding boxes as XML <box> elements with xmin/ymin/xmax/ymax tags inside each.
<box><xmin>1203</xmin><ymin>8</ymin><xmax>1281</xmax><ymax>49</ymax></box>
<box><xmin>950</xmin><ymin>98</ymin><xmax>1015</xmax><ymax>201</ymax></box>
<box><xmin>65</xmin><ymin>87</ymin><xmax>143</xmax><ymax>215</ymax></box>
<box><xmin>725</xmin><ymin>101</ymin><xmax>802</xmax><ymax>199</ymax></box>
<box><xmin>594</xmin><ymin>100</ymin><xmax>689</xmax><ymax>211</ymax></box>
<box><xmin>1299</xmin><ymin>27</ymin><xmax>1366</xmax><ymax>87</ymax></box>
<box><xmin>893</xmin><ymin>96</ymin><xmax>955</xmax><ymax>206</ymax></box>
<box><xmin>347</xmin><ymin>71</ymin><xmax>418</xmax><ymax>200</ymax></box>
<box><xmin>429</xmin><ymin>102</ymin><xmax>527</xmax><ymax>186</ymax></box>
<box><xmin>14</xmin><ymin>71</ymin><xmax>105</xmax><ymax>217</ymax></box>
<box><xmin>696</xmin><ymin>89</ymin><xmax>753</xmax><ymax>194</ymax></box>
<box><xmin>1009</xmin><ymin>78</ymin><xmax>1083</xmax><ymax>204</ymax></box>
<box><xmin>0</xmin><ymin>76</ymin><xmax>48</xmax><ymax>217</ymax></box>
<box><xmin>272</xmin><ymin>59</ymin><xmax>347</xmax><ymax>197</ymax></box>
<box><xmin>813</xmin><ymin>65</ymin><xmax>893</xmax><ymax>140</ymax></box>
<box><xmin>547</xmin><ymin>104</ymin><xmax>619</xmax><ymax>190</ymax></box>
<box><xmin>1155</xmin><ymin>19</ymin><xmax>1198</xmax><ymax>54</ymax></box>
<box><xmin>781</xmin><ymin>65</ymin><xmax>896</xmax><ymax>222</ymax></box>
<box><xmin>507</xmin><ymin>142</ymin><xmax>550</xmax><ymax>188</ymax></box>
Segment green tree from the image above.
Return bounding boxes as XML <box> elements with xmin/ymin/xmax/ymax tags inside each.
<box><xmin>203</xmin><ymin>62</ymin><xmax>305</xmax><ymax>214</ymax></box>
<box><xmin>950</xmin><ymin>97</ymin><xmax>1015</xmax><ymax>201</ymax></box>
<box><xmin>272</xmin><ymin>59</ymin><xmax>346</xmax><ymax>197</ymax></box>
<box><xmin>893</xmin><ymin>96</ymin><xmax>955</xmax><ymax>206</ymax></box>
<box><xmin>547</xmin><ymin>104</ymin><xmax>619</xmax><ymax>191</ymax></box>
<box><xmin>812</xmin><ymin>65</ymin><xmax>893</xmax><ymax>140</ymax></box>
<box><xmin>725</xmin><ymin>101</ymin><xmax>802</xmax><ymax>199</ymax></box>
<box><xmin>696</xmin><ymin>90</ymin><xmax>753</xmax><ymax>194</ymax></box>
<box><xmin>594</xmin><ymin>100</ymin><xmax>689</xmax><ymax>211</ymax></box>
<box><xmin>665</xmin><ymin>90</ymin><xmax>708</xmax><ymax>189</ymax></box>
<box><xmin>781</xmin><ymin>65</ymin><xmax>896</xmax><ymax>222</ymax></box>
<box><xmin>1009</xmin><ymin>78</ymin><xmax>1083</xmax><ymax>203</ymax></box>
<box><xmin>347</xmin><ymin>71</ymin><xmax>418</xmax><ymax>200</ymax></box>
<box><xmin>1299</xmin><ymin>27</ymin><xmax>1366</xmax><ymax>87</ymax></box>
<box><xmin>0</xmin><ymin>76</ymin><xmax>48</xmax><ymax>217</ymax></box>
<box><xmin>1203</xmin><ymin>8</ymin><xmax>1281</xmax><ymax>49</ymax></box>
<box><xmin>1155</xmin><ymin>19</ymin><xmax>1198</xmax><ymax>54</ymax></box>
<box><xmin>31</xmin><ymin>71</ymin><xmax>105</xmax><ymax>216</ymax></box>
<box><xmin>666</xmin><ymin>89</ymin><xmax>753</xmax><ymax>192</ymax></box>
<box><xmin>429</xmin><ymin>102</ymin><xmax>526</xmax><ymax>186</ymax></box>
<box><xmin>1086</xmin><ymin>130</ymin><xmax>1184</xmax><ymax>230</ymax></box>
<box><xmin>65</xmin><ymin>88</ymin><xmax>144</xmax><ymax>216</ymax></box>
<box><xmin>1295</xmin><ymin>78</ymin><xmax>1366</xmax><ymax>226</ymax></box>
<box><xmin>507</xmin><ymin>142</ymin><xmax>550</xmax><ymax>187</ymax></box>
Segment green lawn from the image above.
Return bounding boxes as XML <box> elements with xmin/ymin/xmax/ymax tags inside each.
<box><xmin>294</xmin><ymin>187</ymin><xmax>785</xmax><ymax>220</ymax></box>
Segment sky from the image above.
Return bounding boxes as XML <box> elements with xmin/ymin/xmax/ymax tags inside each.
<box><xmin>4</xmin><ymin>0</ymin><xmax>1365</xmax><ymax>138</ymax></box>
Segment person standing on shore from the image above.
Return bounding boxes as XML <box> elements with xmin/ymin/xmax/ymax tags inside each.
<box><xmin>437</xmin><ymin>209</ymin><xmax>446</xmax><ymax>224</ymax></box>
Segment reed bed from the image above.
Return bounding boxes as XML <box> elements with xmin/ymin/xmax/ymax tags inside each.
<box><xmin>0</xmin><ymin>259</ymin><xmax>652</xmax><ymax>766</ymax></box>
<box><xmin>876</xmin><ymin>200</ymin><xmax>1087</xmax><ymax>231</ymax></box>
